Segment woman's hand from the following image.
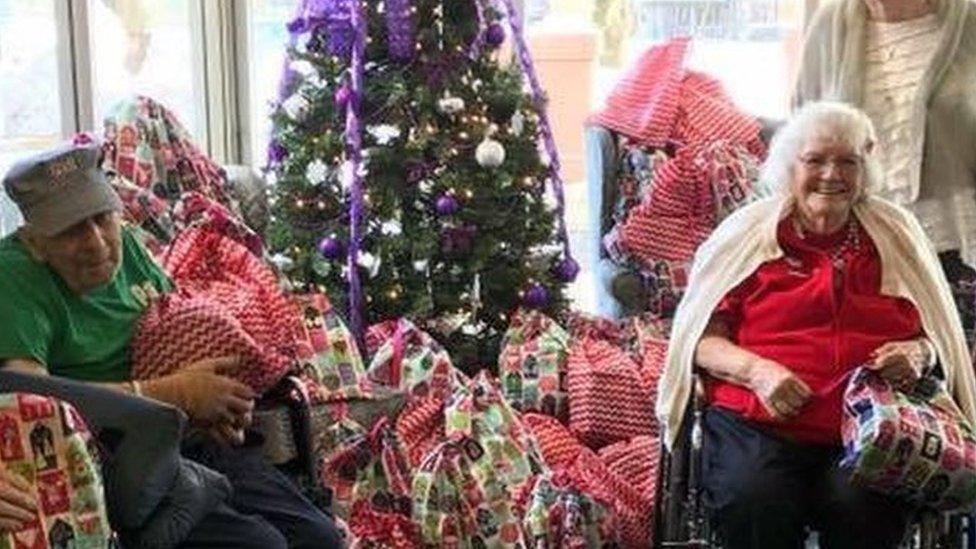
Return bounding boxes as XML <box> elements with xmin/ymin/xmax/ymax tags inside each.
<box><xmin>867</xmin><ymin>339</ymin><xmax>931</xmax><ymax>388</ymax></box>
<box><xmin>0</xmin><ymin>469</ymin><xmax>36</xmax><ymax>533</ymax></box>
<box><xmin>748</xmin><ymin>359</ymin><xmax>813</xmax><ymax>420</ymax></box>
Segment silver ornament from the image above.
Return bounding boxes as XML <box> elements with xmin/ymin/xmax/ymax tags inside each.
<box><xmin>475</xmin><ymin>138</ymin><xmax>506</xmax><ymax>168</ymax></box>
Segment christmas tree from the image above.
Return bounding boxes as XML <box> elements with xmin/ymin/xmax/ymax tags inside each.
<box><xmin>266</xmin><ymin>0</ymin><xmax>576</xmax><ymax>371</ymax></box>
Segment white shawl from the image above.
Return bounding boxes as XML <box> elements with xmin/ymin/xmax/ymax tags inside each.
<box><xmin>656</xmin><ymin>195</ymin><xmax>976</xmax><ymax>450</ymax></box>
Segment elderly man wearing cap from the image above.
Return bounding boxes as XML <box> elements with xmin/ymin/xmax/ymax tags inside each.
<box><xmin>0</xmin><ymin>141</ymin><xmax>342</xmax><ymax>547</ymax></box>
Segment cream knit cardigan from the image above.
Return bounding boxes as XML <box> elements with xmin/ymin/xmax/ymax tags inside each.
<box><xmin>656</xmin><ymin>195</ymin><xmax>976</xmax><ymax>450</ymax></box>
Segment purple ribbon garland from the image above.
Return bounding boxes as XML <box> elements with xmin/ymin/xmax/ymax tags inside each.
<box><xmin>467</xmin><ymin>0</ymin><xmax>486</xmax><ymax>61</ymax></box>
<box><xmin>345</xmin><ymin>0</ymin><xmax>367</xmax><ymax>345</ymax></box>
<box><xmin>385</xmin><ymin>0</ymin><xmax>416</xmax><ymax>62</ymax></box>
<box><xmin>493</xmin><ymin>0</ymin><xmax>575</xmax><ymax>268</ymax></box>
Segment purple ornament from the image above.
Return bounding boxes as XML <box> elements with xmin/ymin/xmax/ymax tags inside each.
<box><xmin>523</xmin><ymin>284</ymin><xmax>550</xmax><ymax>309</ymax></box>
<box><xmin>267</xmin><ymin>140</ymin><xmax>287</xmax><ymax>165</ymax></box>
<box><xmin>555</xmin><ymin>257</ymin><xmax>580</xmax><ymax>282</ymax></box>
<box><xmin>485</xmin><ymin>23</ymin><xmax>506</xmax><ymax>48</ymax></box>
<box><xmin>435</xmin><ymin>195</ymin><xmax>460</xmax><ymax>216</ymax></box>
<box><xmin>334</xmin><ymin>85</ymin><xmax>353</xmax><ymax>109</ymax></box>
<box><xmin>317</xmin><ymin>236</ymin><xmax>345</xmax><ymax>260</ymax></box>
<box><xmin>287</xmin><ymin>17</ymin><xmax>308</xmax><ymax>34</ymax></box>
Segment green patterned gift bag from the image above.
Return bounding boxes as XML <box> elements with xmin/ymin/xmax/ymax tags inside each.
<box><xmin>292</xmin><ymin>292</ymin><xmax>369</xmax><ymax>403</ymax></box>
<box><xmin>517</xmin><ymin>473</ymin><xmax>615</xmax><ymax>548</ymax></box>
<box><xmin>497</xmin><ymin>310</ymin><xmax>570</xmax><ymax>422</ymax></box>
<box><xmin>0</xmin><ymin>393</ymin><xmax>112</xmax><ymax>549</ymax></box>
<box><xmin>411</xmin><ymin>438</ymin><xmax>528</xmax><ymax>547</ymax></box>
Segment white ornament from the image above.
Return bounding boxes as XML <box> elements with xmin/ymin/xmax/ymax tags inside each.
<box><xmin>380</xmin><ymin>219</ymin><xmax>402</xmax><ymax>236</ymax></box>
<box><xmin>269</xmin><ymin>253</ymin><xmax>295</xmax><ymax>272</ymax></box>
<box><xmin>437</xmin><ymin>96</ymin><xmax>465</xmax><ymax>115</ymax></box>
<box><xmin>413</xmin><ymin>259</ymin><xmax>429</xmax><ymax>272</ymax></box>
<box><xmin>475</xmin><ymin>138</ymin><xmax>506</xmax><ymax>168</ymax></box>
<box><xmin>357</xmin><ymin>251</ymin><xmax>382</xmax><ymax>278</ymax></box>
<box><xmin>305</xmin><ymin>159</ymin><xmax>329</xmax><ymax>185</ymax></box>
<box><xmin>281</xmin><ymin>94</ymin><xmax>310</xmax><ymax>121</ymax></box>
<box><xmin>367</xmin><ymin>124</ymin><xmax>401</xmax><ymax>145</ymax></box>
<box><xmin>510</xmin><ymin>111</ymin><xmax>525</xmax><ymax>136</ymax></box>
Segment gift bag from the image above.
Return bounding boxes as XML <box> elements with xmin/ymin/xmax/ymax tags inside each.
<box><xmin>841</xmin><ymin>368</ymin><xmax>976</xmax><ymax>510</ymax></box>
<box><xmin>0</xmin><ymin>393</ymin><xmax>112</xmax><ymax>549</ymax></box>
<box><xmin>497</xmin><ymin>310</ymin><xmax>570</xmax><ymax>421</ymax></box>
<box><xmin>567</xmin><ymin>339</ymin><xmax>656</xmax><ymax>448</ymax></box>
<box><xmin>444</xmin><ymin>372</ymin><xmax>546</xmax><ymax>488</ymax></box>
<box><xmin>599</xmin><ymin>436</ymin><xmax>660</xmax><ymax>547</ymax></box>
<box><xmin>133</xmin><ymin>227</ymin><xmax>304</xmax><ymax>394</ymax></box>
<box><xmin>411</xmin><ymin>438</ymin><xmax>527</xmax><ymax>547</ymax></box>
<box><xmin>518</xmin><ymin>473</ymin><xmax>616</xmax><ymax>548</ymax></box>
<box><xmin>366</xmin><ymin>319</ymin><xmax>461</xmax><ymax>399</ymax></box>
<box><xmin>394</xmin><ymin>393</ymin><xmax>445</xmax><ymax>470</ymax></box>
<box><xmin>292</xmin><ymin>292</ymin><xmax>369</xmax><ymax>403</ymax></box>
<box><xmin>318</xmin><ymin>417</ymin><xmax>414</xmax><ymax>525</ymax></box>
<box><xmin>522</xmin><ymin>413</ymin><xmax>584</xmax><ymax>472</ymax></box>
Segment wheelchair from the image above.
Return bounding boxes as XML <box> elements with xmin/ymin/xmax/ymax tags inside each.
<box><xmin>653</xmin><ymin>377</ymin><xmax>976</xmax><ymax>549</ymax></box>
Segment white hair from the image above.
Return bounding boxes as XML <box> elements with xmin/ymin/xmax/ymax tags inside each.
<box><xmin>758</xmin><ymin>101</ymin><xmax>883</xmax><ymax>200</ymax></box>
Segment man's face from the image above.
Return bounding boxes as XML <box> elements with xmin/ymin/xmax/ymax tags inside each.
<box><xmin>26</xmin><ymin>212</ymin><xmax>123</xmax><ymax>295</ymax></box>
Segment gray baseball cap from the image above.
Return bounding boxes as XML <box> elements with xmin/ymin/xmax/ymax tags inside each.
<box><xmin>2</xmin><ymin>141</ymin><xmax>123</xmax><ymax>236</ymax></box>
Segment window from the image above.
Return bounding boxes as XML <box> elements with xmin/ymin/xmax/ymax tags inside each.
<box><xmin>245</xmin><ymin>0</ymin><xmax>294</xmax><ymax>169</ymax></box>
<box><xmin>88</xmin><ymin>0</ymin><xmax>206</xmax><ymax>141</ymax></box>
<box><xmin>0</xmin><ymin>0</ymin><xmax>63</xmax><ymax>232</ymax></box>
<box><xmin>0</xmin><ymin>0</ymin><xmax>209</xmax><ymax>235</ymax></box>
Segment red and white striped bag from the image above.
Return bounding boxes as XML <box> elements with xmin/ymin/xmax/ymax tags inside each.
<box><xmin>132</xmin><ymin>227</ymin><xmax>303</xmax><ymax>394</ymax></box>
<box><xmin>567</xmin><ymin>339</ymin><xmax>655</xmax><ymax>449</ymax></box>
<box><xmin>522</xmin><ymin>413</ymin><xmax>584</xmax><ymax>471</ymax></box>
<box><xmin>599</xmin><ymin>436</ymin><xmax>661</xmax><ymax>547</ymax></box>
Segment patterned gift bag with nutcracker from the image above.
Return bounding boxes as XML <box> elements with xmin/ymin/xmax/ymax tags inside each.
<box><xmin>497</xmin><ymin>310</ymin><xmax>570</xmax><ymax>421</ymax></box>
<box><xmin>0</xmin><ymin>393</ymin><xmax>111</xmax><ymax>549</ymax></box>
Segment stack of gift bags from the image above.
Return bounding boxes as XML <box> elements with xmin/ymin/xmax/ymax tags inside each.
<box><xmin>590</xmin><ymin>37</ymin><xmax>768</xmax><ymax>317</ymax></box>
<box><xmin>294</xmin><ymin>304</ymin><xmax>669</xmax><ymax>547</ymax></box>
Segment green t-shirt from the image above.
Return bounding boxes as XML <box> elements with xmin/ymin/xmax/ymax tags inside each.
<box><xmin>0</xmin><ymin>228</ymin><xmax>172</xmax><ymax>382</ymax></box>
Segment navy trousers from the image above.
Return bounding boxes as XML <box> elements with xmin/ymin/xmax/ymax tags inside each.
<box><xmin>179</xmin><ymin>432</ymin><xmax>343</xmax><ymax>548</ymax></box>
<box><xmin>702</xmin><ymin>408</ymin><xmax>912</xmax><ymax>549</ymax></box>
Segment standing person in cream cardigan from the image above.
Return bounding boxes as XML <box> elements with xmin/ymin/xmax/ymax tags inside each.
<box><xmin>656</xmin><ymin>102</ymin><xmax>976</xmax><ymax>548</ymax></box>
<box><xmin>794</xmin><ymin>0</ymin><xmax>976</xmax><ymax>345</ymax></box>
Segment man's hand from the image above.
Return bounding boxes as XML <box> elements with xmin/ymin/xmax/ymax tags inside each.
<box><xmin>868</xmin><ymin>339</ymin><xmax>930</xmax><ymax>389</ymax></box>
<box><xmin>142</xmin><ymin>356</ymin><xmax>255</xmax><ymax>428</ymax></box>
<box><xmin>0</xmin><ymin>469</ymin><xmax>36</xmax><ymax>533</ymax></box>
<box><xmin>748</xmin><ymin>359</ymin><xmax>812</xmax><ymax>420</ymax></box>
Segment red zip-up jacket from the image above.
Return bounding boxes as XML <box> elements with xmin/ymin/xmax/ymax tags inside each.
<box><xmin>705</xmin><ymin>217</ymin><xmax>924</xmax><ymax>445</ymax></box>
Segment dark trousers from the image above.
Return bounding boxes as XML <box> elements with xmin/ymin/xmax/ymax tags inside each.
<box><xmin>179</xmin><ymin>432</ymin><xmax>343</xmax><ymax>548</ymax></box>
<box><xmin>702</xmin><ymin>408</ymin><xmax>912</xmax><ymax>549</ymax></box>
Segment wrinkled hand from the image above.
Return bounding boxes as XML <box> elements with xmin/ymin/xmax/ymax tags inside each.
<box><xmin>749</xmin><ymin>359</ymin><xmax>812</xmax><ymax>420</ymax></box>
<box><xmin>868</xmin><ymin>339</ymin><xmax>930</xmax><ymax>389</ymax></box>
<box><xmin>143</xmin><ymin>356</ymin><xmax>255</xmax><ymax>428</ymax></box>
<box><xmin>0</xmin><ymin>469</ymin><xmax>36</xmax><ymax>533</ymax></box>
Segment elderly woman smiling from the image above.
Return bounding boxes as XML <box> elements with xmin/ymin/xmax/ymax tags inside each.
<box><xmin>656</xmin><ymin>102</ymin><xmax>976</xmax><ymax>549</ymax></box>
